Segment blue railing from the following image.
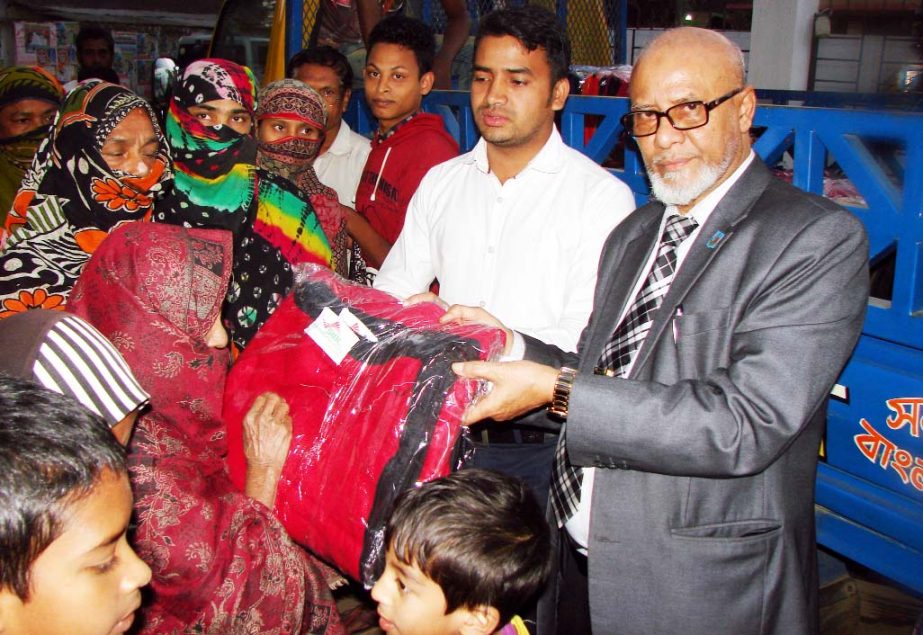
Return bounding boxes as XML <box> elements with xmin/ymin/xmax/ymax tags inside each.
<box><xmin>756</xmin><ymin>88</ymin><xmax>923</xmax><ymax>111</ymax></box>
<box><xmin>350</xmin><ymin>93</ymin><xmax>923</xmax><ymax>355</ymax></box>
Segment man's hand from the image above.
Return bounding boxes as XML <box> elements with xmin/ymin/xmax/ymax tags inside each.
<box><xmin>405</xmin><ymin>292</ymin><xmax>448</xmax><ymax>309</ymax></box>
<box><xmin>452</xmin><ymin>360</ymin><xmax>558</xmax><ymax>424</ymax></box>
<box><xmin>343</xmin><ymin>206</ymin><xmax>392</xmax><ymax>269</ymax></box>
<box><xmin>441</xmin><ymin>304</ymin><xmax>514</xmax><ymax>355</ymax></box>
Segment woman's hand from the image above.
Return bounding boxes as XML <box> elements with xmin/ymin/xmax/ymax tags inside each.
<box><xmin>242</xmin><ymin>392</ymin><xmax>292</xmax><ymax>508</ymax></box>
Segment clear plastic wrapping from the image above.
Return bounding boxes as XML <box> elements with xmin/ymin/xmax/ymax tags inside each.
<box><xmin>224</xmin><ymin>264</ymin><xmax>505</xmax><ymax>585</ymax></box>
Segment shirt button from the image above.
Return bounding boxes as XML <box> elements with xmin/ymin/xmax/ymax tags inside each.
<box><xmin>479</xmin><ymin>301</ymin><xmax>486</xmax><ymax>307</ymax></box>
<box><xmin>487</xmin><ymin>247</ymin><xmax>495</xmax><ymax>254</ymax></box>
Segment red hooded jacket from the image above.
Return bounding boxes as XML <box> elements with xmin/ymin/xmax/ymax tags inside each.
<box><xmin>355</xmin><ymin>113</ymin><xmax>458</xmax><ymax>254</ymax></box>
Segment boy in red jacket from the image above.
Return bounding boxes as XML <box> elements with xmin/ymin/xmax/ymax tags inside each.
<box><xmin>349</xmin><ymin>15</ymin><xmax>459</xmax><ymax>282</ymax></box>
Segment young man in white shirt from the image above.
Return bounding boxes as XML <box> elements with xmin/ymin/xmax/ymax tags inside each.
<box><xmin>290</xmin><ymin>46</ymin><xmax>371</xmax><ymax>207</ymax></box>
<box><xmin>374</xmin><ymin>5</ymin><xmax>635</xmax><ymax>505</ymax></box>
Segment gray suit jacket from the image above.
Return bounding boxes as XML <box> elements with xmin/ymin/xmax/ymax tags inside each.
<box><xmin>527</xmin><ymin>159</ymin><xmax>869</xmax><ymax>634</ymax></box>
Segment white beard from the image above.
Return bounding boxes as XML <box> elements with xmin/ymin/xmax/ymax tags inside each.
<box><xmin>647</xmin><ymin>137</ymin><xmax>738</xmax><ymax>206</ymax></box>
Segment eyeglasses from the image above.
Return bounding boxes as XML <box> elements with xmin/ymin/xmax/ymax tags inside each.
<box><xmin>619</xmin><ymin>87</ymin><xmax>744</xmax><ymax>137</ymax></box>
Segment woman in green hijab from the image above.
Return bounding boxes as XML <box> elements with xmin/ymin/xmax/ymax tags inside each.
<box><xmin>0</xmin><ymin>66</ymin><xmax>64</xmax><ymax>224</ymax></box>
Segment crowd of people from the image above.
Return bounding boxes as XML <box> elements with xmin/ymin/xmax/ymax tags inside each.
<box><xmin>0</xmin><ymin>5</ymin><xmax>868</xmax><ymax>635</ymax></box>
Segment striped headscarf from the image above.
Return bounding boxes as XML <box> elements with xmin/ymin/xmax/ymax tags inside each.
<box><xmin>0</xmin><ymin>66</ymin><xmax>63</xmax><ymax>112</ymax></box>
<box><xmin>155</xmin><ymin>59</ymin><xmax>332</xmax><ymax>351</ymax></box>
<box><xmin>256</xmin><ymin>79</ymin><xmax>326</xmax><ymax>171</ymax></box>
<box><xmin>0</xmin><ymin>309</ymin><xmax>149</xmax><ymax>427</ymax></box>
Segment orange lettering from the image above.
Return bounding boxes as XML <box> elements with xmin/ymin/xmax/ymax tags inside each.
<box><xmin>885</xmin><ymin>398</ymin><xmax>923</xmax><ymax>437</ymax></box>
<box><xmin>910</xmin><ymin>459</ymin><xmax>923</xmax><ymax>492</ymax></box>
<box><xmin>890</xmin><ymin>449</ymin><xmax>913</xmax><ymax>484</ymax></box>
<box><xmin>854</xmin><ymin>418</ymin><xmax>896</xmax><ymax>468</ymax></box>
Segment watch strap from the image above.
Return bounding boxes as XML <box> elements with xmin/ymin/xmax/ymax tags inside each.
<box><xmin>548</xmin><ymin>366</ymin><xmax>578</xmax><ymax>419</ymax></box>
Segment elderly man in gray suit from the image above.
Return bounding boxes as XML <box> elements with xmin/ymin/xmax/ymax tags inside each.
<box><xmin>449</xmin><ymin>27</ymin><xmax>869</xmax><ymax>635</ymax></box>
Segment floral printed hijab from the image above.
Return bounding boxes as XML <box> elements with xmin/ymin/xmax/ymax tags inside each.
<box><xmin>257</xmin><ymin>79</ymin><xmax>347</xmax><ymax>275</ymax></box>
<box><xmin>0</xmin><ymin>80</ymin><xmax>170</xmax><ymax>320</ymax></box>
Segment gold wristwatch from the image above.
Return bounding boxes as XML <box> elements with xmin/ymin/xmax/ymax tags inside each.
<box><xmin>548</xmin><ymin>367</ymin><xmax>578</xmax><ymax>419</ymax></box>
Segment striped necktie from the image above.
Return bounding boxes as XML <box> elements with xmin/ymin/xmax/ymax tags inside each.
<box><xmin>550</xmin><ymin>212</ymin><xmax>699</xmax><ymax>528</ymax></box>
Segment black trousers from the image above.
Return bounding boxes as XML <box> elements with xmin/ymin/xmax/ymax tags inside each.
<box><xmin>468</xmin><ymin>440</ymin><xmax>556</xmax><ymax>507</ymax></box>
<box><xmin>555</xmin><ymin>528</ymin><xmax>592</xmax><ymax>635</ymax></box>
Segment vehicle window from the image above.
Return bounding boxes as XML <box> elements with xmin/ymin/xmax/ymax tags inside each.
<box><xmin>211</xmin><ymin>0</ymin><xmax>275</xmax><ymax>82</ymax></box>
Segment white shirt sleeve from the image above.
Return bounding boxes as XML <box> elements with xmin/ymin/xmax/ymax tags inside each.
<box><xmin>501</xmin><ymin>331</ymin><xmax>526</xmax><ymax>361</ymax></box>
<box><xmin>373</xmin><ymin>176</ymin><xmax>437</xmax><ymax>299</ymax></box>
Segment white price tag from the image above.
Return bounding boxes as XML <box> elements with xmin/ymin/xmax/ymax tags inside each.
<box><xmin>305</xmin><ymin>307</ymin><xmax>360</xmax><ymax>364</ymax></box>
<box><xmin>339</xmin><ymin>307</ymin><xmax>378</xmax><ymax>342</ymax></box>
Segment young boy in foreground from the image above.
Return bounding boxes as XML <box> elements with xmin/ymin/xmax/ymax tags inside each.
<box><xmin>0</xmin><ymin>376</ymin><xmax>151</xmax><ymax>635</ymax></box>
<box><xmin>372</xmin><ymin>469</ymin><xmax>552</xmax><ymax>635</ymax></box>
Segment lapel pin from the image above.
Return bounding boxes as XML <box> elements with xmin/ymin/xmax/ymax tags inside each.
<box><xmin>706</xmin><ymin>230</ymin><xmax>726</xmax><ymax>249</ymax></box>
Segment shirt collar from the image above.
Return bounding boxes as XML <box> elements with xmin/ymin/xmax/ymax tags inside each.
<box><xmin>375</xmin><ymin>111</ymin><xmax>417</xmax><ymax>143</ymax></box>
<box><xmin>325</xmin><ymin>119</ymin><xmax>354</xmax><ymax>157</ymax></box>
<box><xmin>470</xmin><ymin>125</ymin><xmax>567</xmax><ymax>176</ymax></box>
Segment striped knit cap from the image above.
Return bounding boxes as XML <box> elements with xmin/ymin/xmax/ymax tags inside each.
<box><xmin>0</xmin><ymin>309</ymin><xmax>149</xmax><ymax>427</ymax></box>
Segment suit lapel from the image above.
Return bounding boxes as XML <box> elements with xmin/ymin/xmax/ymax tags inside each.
<box><xmin>630</xmin><ymin>159</ymin><xmax>774</xmax><ymax>376</ymax></box>
<box><xmin>582</xmin><ymin>205</ymin><xmax>664</xmax><ymax>371</ymax></box>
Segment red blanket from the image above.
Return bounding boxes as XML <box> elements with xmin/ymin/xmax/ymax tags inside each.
<box><xmin>224</xmin><ymin>265</ymin><xmax>503</xmax><ymax>584</ymax></box>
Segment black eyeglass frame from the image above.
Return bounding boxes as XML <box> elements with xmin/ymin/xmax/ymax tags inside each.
<box><xmin>619</xmin><ymin>86</ymin><xmax>745</xmax><ymax>138</ymax></box>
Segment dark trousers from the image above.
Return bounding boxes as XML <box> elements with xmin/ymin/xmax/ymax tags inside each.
<box><xmin>467</xmin><ymin>439</ymin><xmax>556</xmax><ymax>507</ymax></box>
<box><xmin>556</xmin><ymin>528</ymin><xmax>592</xmax><ymax>635</ymax></box>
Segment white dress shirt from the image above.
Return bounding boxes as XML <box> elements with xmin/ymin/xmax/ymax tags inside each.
<box><xmin>313</xmin><ymin>119</ymin><xmax>371</xmax><ymax>207</ymax></box>
<box><xmin>375</xmin><ymin>127</ymin><xmax>636</xmax><ymax>353</ymax></box>
<box><xmin>566</xmin><ymin>151</ymin><xmax>757</xmax><ymax>550</ymax></box>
